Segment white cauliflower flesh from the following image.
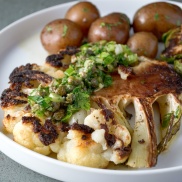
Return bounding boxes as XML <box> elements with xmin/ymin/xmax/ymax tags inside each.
<box><xmin>3</xmin><ymin>105</ymin><xmax>27</xmax><ymax>133</ymax></box>
<box><xmin>91</xmin><ymin>129</ymin><xmax>107</xmax><ymax>150</ymax></box>
<box><xmin>13</xmin><ymin>118</ymin><xmax>51</xmax><ymax>155</ymax></box>
<box><xmin>68</xmin><ymin>109</ymin><xmax>88</xmax><ymax>125</ymax></box>
<box><xmin>84</xmin><ymin>108</ymin><xmax>131</xmax><ymax>164</ymax></box>
<box><xmin>12</xmin><ymin>114</ymin><xmax>60</xmax><ymax>156</ymax></box>
<box><xmin>56</xmin><ymin>106</ymin><xmax>132</xmax><ymax>168</ymax></box>
<box><xmin>40</xmin><ymin>63</ymin><xmax>65</xmax><ymax>79</ymax></box>
<box><xmin>49</xmin><ymin>132</ymin><xmax>67</xmax><ymax>153</ymax></box>
<box><xmin>57</xmin><ymin>129</ymin><xmax>109</xmax><ymax>168</ymax></box>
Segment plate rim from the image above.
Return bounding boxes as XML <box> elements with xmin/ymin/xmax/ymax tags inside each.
<box><xmin>0</xmin><ymin>0</ymin><xmax>182</xmax><ymax>181</ymax></box>
<box><xmin>1</xmin><ymin>131</ymin><xmax>182</xmax><ymax>175</ymax></box>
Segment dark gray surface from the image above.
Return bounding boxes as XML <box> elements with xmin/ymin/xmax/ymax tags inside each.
<box><xmin>0</xmin><ymin>0</ymin><xmax>73</xmax><ymax>30</ymax></box>
<box><xmin>0</xmin><ymin>0</ymin><xmax>181</xmax><ymax>182</ymax></box>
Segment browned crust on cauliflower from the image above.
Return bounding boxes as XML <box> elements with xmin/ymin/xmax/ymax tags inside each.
<box><xmin>22</xmin><ymin>116</ymin><xmax>59</xmax><ymax>146</ymax></box>
<box><xmin>1</xmin><ymin>88</ymin><xmax>27</xmax><ymax>108</ymax></box>
<box><xmin>46</xmin><ymin>46</ymin><xmax>80</xmax><ymax>68</ymax></box>
<box><xmin>10</xmin><ymin>69</ymin><xmax>52</xmax><ymax>90</ymax></box>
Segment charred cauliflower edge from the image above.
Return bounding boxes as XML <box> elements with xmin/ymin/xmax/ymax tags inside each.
<box><xmin>1</xmin><ymin>41</ymin><xmax>182</xmax><ymax>169</ymax></box>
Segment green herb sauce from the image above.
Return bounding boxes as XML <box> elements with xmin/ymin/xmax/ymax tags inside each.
<box><xmin>28</xmin><ymin>41</ymin><xmax>138</xmax><ymax>122</ymax></box>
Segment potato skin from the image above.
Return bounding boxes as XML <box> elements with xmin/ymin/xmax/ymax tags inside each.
<box><xmin>133</xmin><ymin>2</ymin><xmax>182</xmax><ymax>41</ymax></box>
<box><xmin>127</xmin><ymin>32</ymin><xmax>158</xmax><ymax>58</ymax></box>
<box><xmin>65</xmin><ymin>1</ymin><xmax>100</xmax><ymax>35</ymax></box>
<box><xmin>88</xmin><ymin>12</ymin><xmax>130</xmax><ymax>44</ymax></box>
<box><xmin>41</xmin><ymin>19</ymin><xmax>83</xmax><ymax>54</ymax></box>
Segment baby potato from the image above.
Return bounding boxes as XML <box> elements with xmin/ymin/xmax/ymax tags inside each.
<box><xmin>133</xmin><ymin>2</ymin><xmax>182</xmax><ymax>41</ymax></box>
<box><xmin>65</xmin><ymin>1</ymin><xmax>100</xmax><ymax>36</ymax></box>
<box><xmin>41</xmin><ymin>19</ymin><xmax>83</xmax><ymax>54</ymax></box>
<box><xmin>88</xmin><ymin>12</ymin><xmax>130</xmax><ymax>44</ymax></box>
<box><xmin>127</xmin><ymin>32</ymin><xmax>158</xmax><ymax>58</ymax></box>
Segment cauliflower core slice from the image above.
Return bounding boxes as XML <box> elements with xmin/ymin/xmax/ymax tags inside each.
<box><xmin>57</xmin><ymin>130</ymin><xmax>109</xmax><ymax>168</ymax></box>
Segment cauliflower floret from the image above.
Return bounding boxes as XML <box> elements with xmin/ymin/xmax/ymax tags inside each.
<box><xmin>68</xmin><ymin>109</ymin><xmax>88</xmax><ymax>125</ymax></box>
<box><xmin>103</xmin><ymin>139</ymin><xmax>130</xmax><ymax>164</ymax></box>
<box><xmin>84</xmin><ymin>109</ymin><xmax>102</xmax><ymax>129</ymax></box>
<box><xmin>84</xmin><ymin>109</ymin><xmax>131</xmax><ymax>164</ymax></box>
<box><xmin>111</xmin><ymin>124</ymin><xmax>131</xmax><ymax>146</ymax></box>
<box><xmin>13</xmin><ymin>116</ymin><xmax>51</xmax><ymax>156</ymax></box>
<box><xmin>84</xmin><ymin>109</ymin><xmax>131</xmax><ymax>145</ymax></box>
<box><xmin>57</xmin><ymin>129</ymin><xmax>109</xmax><ymax>168</ymax></box>
<box><xmin>3</xmin><ymin>105</ymin><xmax>27</xmax><ymax>133</ymax></box>
<box><xmin>91</xmin><ymin>129</ymin><xmax>107</xmax><ymax>150</ymax></box>
<box><xmin>49</xmin><ymin>132</ymin><xmax>67</xmax><ymax>153</ymax></box>
<box><xmin>40</xmin><ymin>64</ymin><xmax>64</xmax><ymax>79</ymax></box>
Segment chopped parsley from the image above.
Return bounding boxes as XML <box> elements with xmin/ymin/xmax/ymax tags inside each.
<box><xmin>83</xmin><ymin>7</ymin><xmax>89</xmax><ymax>12</ymax></box>
<box><xmin>100</xmin><ymin>22</ymin><xmax>122</xmax><ymax>30</ymax></box>
<box><xmin>28</xmin><ymin>41</ymin><xmax>138</xmax><ymax>122</ymax></box>
<box><xmin>162</xmin><ymin>112</ymin><xmax>173</xmax><ymax>128</ymax></box>
<box><xmin>46</xmin><ymin>26</ymin><xmax>52</xmax><ymax>32</ymax></box>
<box><xmin>176</xmin><ymin>20</ymin><xmax>181</xmax><ymax>26</ymax></box>
<box><xmin>62</xmin><ymin>87</ymin><xmax>90</xmax><ymax>121</ymax></box>
<box><xmin>62</xmin><ymin>25</ymin><xmax>68</xmax><ymax>37</ymax></box>
<box><xmin>154</xmin><ymin>13</ymin><xmax>159</xmax><ymax>21</ymax></box>
<box><xmin>162</xmin><ymin>106</ymin><xmax>182</xmax><ymax>128</ymax></box>
<box><xmin>174</xmin><ymin>60</ymin><xmax>182</xmax><ymax>76</ymax></box>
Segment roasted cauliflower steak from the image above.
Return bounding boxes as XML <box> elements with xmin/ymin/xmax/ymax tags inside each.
<box><xmin>1</xmin><ymin>45</ymin><xmax>182</xmax><ymax>169</ymax></box>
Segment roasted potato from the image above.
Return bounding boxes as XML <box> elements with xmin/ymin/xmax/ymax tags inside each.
<box><xmin>133</xmin><ymin>2</ymin><xmax>182</xmax><ymax>41</ymax></box>
<box><xmin>127</xmin><ymin>32</ymin><xmax>158</xmax><ymax>58</ymax></box>
<box><xmin>41</xmin><ymin>19</ymin><xmax>83</xmax><ymax>53</ymax></box>
<box><xmin>88</xmin><ymin>12</ymin><xmax>130</xmax><ymax>44</ymax></box>
<box><xmin>65</xmin><ymin>1</ymin><xmax>100</xmax><ymax>36</ymax></box>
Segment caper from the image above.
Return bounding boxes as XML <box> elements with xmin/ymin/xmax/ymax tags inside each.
<box><xmin>68</xmin><ymin>76</ymin><xmax>74</xmax><ymax>84</ymax></box>
<box><xmin>66</xmin><ymin>85</ymin><xmax>75</xmax><ymax>92</ymax></box>
<box><xmin>66</xmin><ymin>93</ymin><xmax>73</xmax><ymax>104</ymax></box>
<box><xmin>91</xmin><ymin>78</ymin><xmax>99</xmax><ymax>87</ymax></box>
<box><xmin>56</xmin><ymin>85</ymin><xmax>66</xmax><ymax>96</ymax></box>
<box><xmin>46</xmin><ymin>102</ymin><xmax>61</xmax><ymax>112</ymax></box>
<box><xmin>44</xmin><ymin>110</ymin><xmax>52</xmax><ymax>117</ymax></box>
<box><xmin>68</xmin><ymin>76</ymin><xmax>81</xmax><ymax>85</ymax></box>
<box><xmin>98</xmin><ymin>77</ymin><xmax>103</xmax><ymax>83</ymax></box>
<box><xmin>51</xmin><ymin>102</ymin><xmax>61</xmax><ymax>112</ymax></box>
<box><xmin>53</xmin><ymin>109</ymin><xmax>65</xmax><ymax>120</ymax></box>
<box><xmin>91</xmin><ymin>65</ymin><xmax>97</xmax><ymax>72</ymax></box>
<box><xmin>86</xmin><ymin>49</ymin><xmax>95</xmax><ymax>56</ymax></box>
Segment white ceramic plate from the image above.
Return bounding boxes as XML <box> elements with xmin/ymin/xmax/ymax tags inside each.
<box><xmin>0</xmin><ymin>0</ymin><xmax>182</xmax><ymax>182</ymax></box>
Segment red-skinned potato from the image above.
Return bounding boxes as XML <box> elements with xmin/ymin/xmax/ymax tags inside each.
<box><xmin>127</xmin><ymin>32</ymin><xmax>158</xmax><ymax>58</ymax></box>
<box><xmin>65</xmin><ymin>1</ymin><xmax>100</xmax><ymax>36</ymax></box>
<box><xmin>133</xmin><ymin>2</ymin><xmax>182</xmax><ymax>41</ymax></box>
<box><xmin>88</xmin><ymin>12</ymin><xmax>130</xmax><ymax>44</ymax></box>
<box><xmin>41</xmin><ymin>19</ymin><xmax>83</xmax><ymax>54</ymax></box>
